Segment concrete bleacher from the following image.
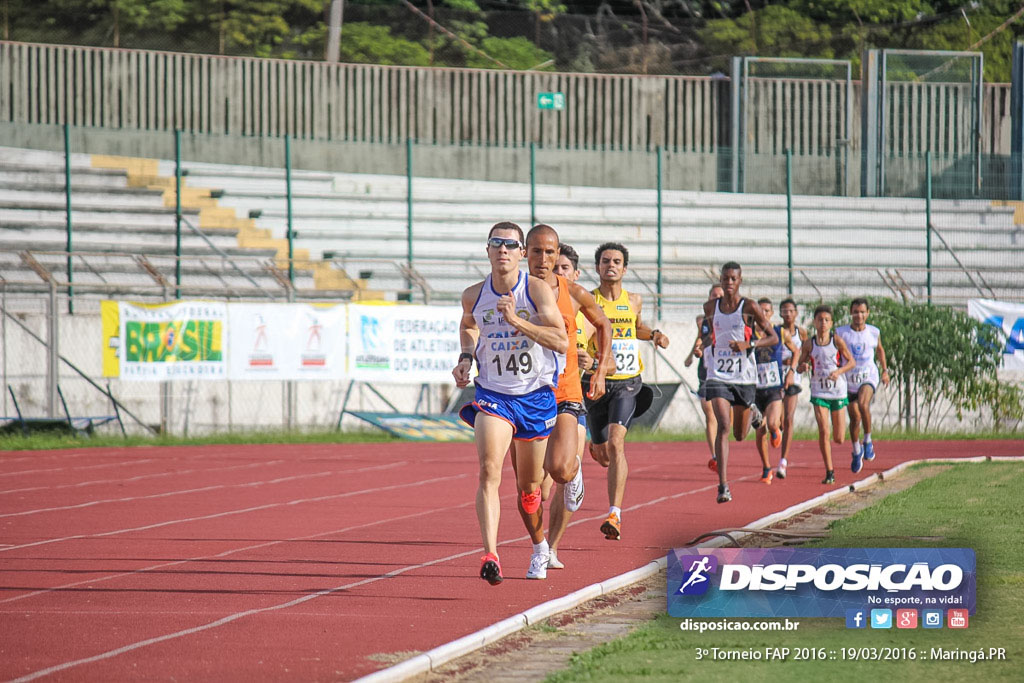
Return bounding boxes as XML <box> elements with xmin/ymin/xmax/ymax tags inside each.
<box><xmin>173</xmin><ymin>158</ymin><xmax>1024</xmax><ymax>308</ymax></box>
<box><xmin>0</xmin><ymin>147</ymin><xmax>319</xmax><ymax>298</ymax></box>
<box><xmin>5</xmin><ymin>144</ymin><xmax>1021</xmax><ymax>308</ymax></box>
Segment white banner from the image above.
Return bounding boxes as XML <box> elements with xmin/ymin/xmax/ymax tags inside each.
<box><xmin>228</xmin><ymin>303</ymin><xmax>347</xmax><ymax>380</ymax></box>
<box><xmin>119</xmin><ymin>301</ymin><xmax>227</xmax><ymax>381</ymax></box>
<box><xmin>347</xmin><ymin>304</ymin><xmax>462</xmax><ymax>383</ymax></box>
<box><xmin>968</xmin><ymin>299</ymin><xmax>1024</xmax><ymax>371</ymax></box>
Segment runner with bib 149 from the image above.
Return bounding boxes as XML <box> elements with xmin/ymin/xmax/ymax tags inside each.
<box><xmin>453</xmin><ymin>222</ymin><xmax>568</xmax><ymax>585</ymax></box>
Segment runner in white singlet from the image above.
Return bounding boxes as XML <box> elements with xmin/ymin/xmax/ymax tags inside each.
<box><xmin>796</xmin><ymin>304</ymin><xmax>856</xmax><ymax>485</ymax></box>
<box><xmin>835</xmin><ymin>297</ymin><xmax>891</xmax><ymax>469</ymax></box>
<box><xmin>776</xmin><ymin>298</ymin><xmax>808</xmax><ymax>480</ymax></box>
<box><xmin>453</xmin><ymin>222</ymin><xmax>568</xmax><ymax>585</ymax></box>
<box><xmin>701</xmin><ymin>262</ymin><xmax>778</xmax><ymax>504</ymax></box>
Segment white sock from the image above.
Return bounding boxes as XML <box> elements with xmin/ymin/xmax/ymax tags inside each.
<box><xmin>853</xmin><ymin>442</ymin><xmax>862</xmax><ymax>455</ymax></box>
<box><xmin>533</xmin><ymin>540</ymin><xmax>549</xmax><ymax>555</ymax></box>
<box><xmin>609</xmin><ymin>506</ymin><xmax>621</xmax><ymax>519</ymax></box>
<box><xmin>865</xmin><ymin>434</ymin><xmax>872</xmax><ymax>444</ymax></box>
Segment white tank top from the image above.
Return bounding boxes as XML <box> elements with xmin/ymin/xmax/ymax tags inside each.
<box><xmin>472</xmin><ymin>272</ymin><xmax>561</xmax><ymax>395</ymax></box>
<box><xmin>781</xmin><ymin>325</ymin><xmax>803</xmax><ymax>384</ymax></box>
<box><xmin>836</xmin><ymin>324</ymin><xmax>879</xmax><ymax>370</ymax></box>
<box><xmin>809</xmin><ymin>333</ymin><xmax>847</xmax><ymax>399</ymax></box>
<box><xmin>706</xmin><ymin>298</ymin><xmax>757</xmax><ymax>385</ymax></box>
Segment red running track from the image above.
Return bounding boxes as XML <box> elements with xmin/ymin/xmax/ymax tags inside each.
<box><xmin>0</xmin><ymin>439</ymin><xmax>1021</xmax><ymax>681</ymax></box>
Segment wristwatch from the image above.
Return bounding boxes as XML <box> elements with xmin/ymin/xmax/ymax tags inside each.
<box><xmin>591</xmin><ymin>357</ymin><xmax>600</xmax><ymax>372</ymax></box>
<box><xmin>458</xmin><ymin>352</ymin><xmax>474</xmax><ymax>364</ymax></box>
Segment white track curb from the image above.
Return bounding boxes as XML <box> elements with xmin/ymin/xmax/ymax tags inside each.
<box><xmin>357</xmin><ymin>455</ymin><xmax>1023</xmax><ymax>682</ymax></box>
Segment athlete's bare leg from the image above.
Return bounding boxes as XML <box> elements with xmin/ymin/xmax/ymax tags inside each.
<box><xmin>781</xmin><ymin>391</ymin><xmax>799</xmax><ymax>461</ymax></box>
<box><xmin>813</xmin><ymin>404</ymin><xmax>833</xmax><ymax>472</ymax></box>
<box><xmin>831</xmin><ymin>407</ymin><xmax>846</xmax><ymax>445</ymax></box>
<box><xmin>475</xmin><ymin>414</ymin><xmax>514</xmax><ymax>556</ymax></box>
<box><xmin>701</xmin><ymin>398</ymin><xmax>717</xmax><ymax>459</ymax></box>
<box><xmin>605</xmin><ymin>423</ymin><xmax>629</xmax><ymax>508</ymax></box>
<box><xmin>512</xmin><ymin>438</ymin><xmax>549</xmax><ymax>544</ymax></box>
<box><xmin>732</xmin><ymin>404</ymin><xmax>751</xmax><ymax>441</ymax></box>
<box><xmin>711</xmin><ymin>397</ymin><xmax>733</xmax><ymax>486</ymax></box>
<box><xmin>847</xmin><ymin>400</ymin><xmax>863</xmax><ymax>445</ymax></box>
<box><xmin>544</xmin><ymin>412</ymin><xmax>580</xmax><ymax>484</ymax></box>
<box><xmin>857</xmin><ymin>385</ymin><xmax>875</xmax><ymax>435</ymax></box>
<box><xmin>549</xmin><ymin>422</ymin><xmax>587</xmax><ymax>554</ymax></box>
<box><xmin>755</xmin><ymin>400</ymin><xmax>783</xmax><ymax>471</ymax></box>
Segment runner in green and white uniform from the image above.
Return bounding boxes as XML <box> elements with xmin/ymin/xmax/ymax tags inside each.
<box><xmin>796</xmin><ymin>304</ymin><xmax>856</xmax><ymax>485</ymax></box>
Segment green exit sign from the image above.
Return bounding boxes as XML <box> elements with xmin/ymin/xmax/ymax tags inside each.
<box><xmin>537</xmin><ymin>92</ymin><xmax>565</xmax><ymax>110</ymax></box>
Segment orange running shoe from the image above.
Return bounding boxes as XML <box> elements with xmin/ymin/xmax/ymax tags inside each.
<box><xmin>760</xmin><ymin>470</ymin><xmax>774</xmax><ymax>485</ymax></box>
<box><xmin>600</xmin><ymin>512</ymin><xmax>621</xmax><ymax>540</ymax></box>
<box><xmin>707</xmin><ymin>457</ymin><xmax>718</xmax><ymax>473</ymax></box>
<box><xmin>480</xmin><ymin>553</ymin><xmax>503</xmax><ymax>585</ymax></box>
<box><xmin>770</xmin><ymin>429</ymin><xmax>782</xmax><ymax>448</ymax></box>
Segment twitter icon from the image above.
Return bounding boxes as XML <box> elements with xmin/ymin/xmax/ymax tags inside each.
<box><xmin>870</xmin><ymin>609</ymin><xmax>892</xmax><ymax>629</ymax></box>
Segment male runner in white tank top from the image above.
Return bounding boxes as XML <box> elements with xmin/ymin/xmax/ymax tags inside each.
<box><xmin>453</xmin><ymin>222</ymin><xmax>568</xmax><ymax>585</ymax></box>
<box><xmin>836</xmin><ymin>298</ymin><xmax>890</xmax><ymax>472</ymax></box>
<box><xmin>701</xmin><ymin>262</ymin><xmax>777</xmax><ymax>504</ymax></box>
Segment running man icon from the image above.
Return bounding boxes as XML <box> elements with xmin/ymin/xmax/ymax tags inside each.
<box><xmin>678</xmin><ymin>556</ymin><xmax>715</xmax><ymax>595</ymax></box>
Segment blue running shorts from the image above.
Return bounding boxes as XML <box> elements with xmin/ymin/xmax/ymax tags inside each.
<box><xmin>459</xmin><ymin>384</ymin><xmax>557</xmax><ymax>441</ymax></box>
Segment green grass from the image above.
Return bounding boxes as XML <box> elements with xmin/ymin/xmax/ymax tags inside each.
<box><xmin>546</xmin><ymin>462</ymin><xmax>1024</xmax><ymax>682</ymax></box>
<box><xmin>0</xmin><ymin>428</ymin><xmax>400</xmax><ymax>452</ymax></box>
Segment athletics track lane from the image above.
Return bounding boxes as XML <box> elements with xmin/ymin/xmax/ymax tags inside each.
<box><xmin>0</xmin><ymin>440</ymin><xmax>1020</xmax><ymax>681</ymax></box>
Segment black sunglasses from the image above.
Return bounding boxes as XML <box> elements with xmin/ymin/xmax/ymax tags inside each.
<box><xmin>487</xmin><ymin>237</ymin><xmax>523</xmax><ymax>249</ymax></box>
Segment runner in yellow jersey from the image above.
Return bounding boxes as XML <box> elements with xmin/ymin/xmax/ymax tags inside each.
<box><xmin>583</xmin><ymin>242</ymin><xmax>669</xmax><ymax>540</ymax></box>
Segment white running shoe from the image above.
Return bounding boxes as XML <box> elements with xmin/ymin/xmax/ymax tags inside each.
<box><xmin>527</xmin><ymin>552</ymin><xmax>549</xmax><ymax>579</ymax></box>
<box><xmin>564</xmin><ymin>456</ymin><xmax>585</xmax><ymax>513</ymax></box>
<box><xmin>776</xmin><ymin>457</ymin><xmax>788</xmax><ymax>480</ymax></box>
<box><xmin>547</xmin><ymin>550</ymin><xmax>565</xmax><ymax>569</ymax></box>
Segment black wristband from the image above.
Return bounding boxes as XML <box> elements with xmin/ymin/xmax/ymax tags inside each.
<box><xmin>458</xmin><ymin>352</ymin><xmax>474</xmax><ymax>364</ymax></box>
<box><xmin>651</xmin><ymin>329</ymin><xmax>661</xmax><ymax>341</ymax></box>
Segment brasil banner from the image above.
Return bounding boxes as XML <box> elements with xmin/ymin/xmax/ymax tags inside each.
<box><xmin>118</xmin><ymin>301</ymin><xmax>227</xmax><ymax>380</ymax></box>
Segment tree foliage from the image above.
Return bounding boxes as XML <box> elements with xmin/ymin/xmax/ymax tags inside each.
<box><xmin>7</xmin><ymin>0</ymin><xmax>1024</xmax><ymax>77</ymax></box>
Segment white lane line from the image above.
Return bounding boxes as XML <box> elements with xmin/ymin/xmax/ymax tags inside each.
<box><xmin>0</xmin><ymin>459</ymin><xmax>289</xmax><ymax>497</ymax></box>
<box><xmin>5</xmin><ymin>471</ymin><xmax>738</xmax><ymax>682</ymax></box>
<box><xmin>0</xmin><ymin>499</ymin><xmax>478</xmax><ymax>606</ymax></box>
<box><xmin>0</xmin><ymin>459</ymin><xmax>161</xmax><ymax>478</ymax></box>
<box><xmin>0</xmin><ymin>461</ymin><xmax>405</xmax><ymax>519</ymax></box>
<box><xmin>0</xmin><ymin>472</ymin><xmax>467</xmax><ymax>554</ymax></box>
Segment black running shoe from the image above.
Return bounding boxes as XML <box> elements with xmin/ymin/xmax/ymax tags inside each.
<box><xmin>822</xmin><ymin>470</ymin><xmax>835</xmax><ymax>485</ymax></box>
<box><xmin>480</xmin><ymin>553</ymin><xmax>503</xmax><ymax>585</ymax></box>
<box><xmin>717</xmin><ymin>484</ymin><xmax>732</xmax><ymax>503</ymax></box>
<box><xmin>749</xmin><ymin>404</ymin><xmax>764</xmax><ymax>430</ymax></box>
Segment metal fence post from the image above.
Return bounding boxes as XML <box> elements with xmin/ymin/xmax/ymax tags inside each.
<box><xmin>406</xmin><ymin>137</ymin><xmax>414</xmax><ymax>276</ymax></box>
<box><xmin>64</xmin><ymin>122</ymin><xmax>73</xmax><ymax>313</ymax></box>
<box><xmin>786</xmin><ymin>149</ymin><xmax>794</xmax><ymax>295</ymax></box>
<box><xmin>530</xmin><ymin>141</ymin><xmax>537</xmax><ymax>224</ymax></box>
<box><xmin>656</xmin><ymin>145</ymin><xmax>663</xmax><ymax>320</ymax></box>
<box><xmin>926</xmin><ymin>150</ymin><xmax>933</xmax><ymax>304</ymax></box>
<box><xmin>175</xmin><ymin>129</ymin><xmax>182</xmax><ymax>299</ymax></box>
<box><xmin>285</xmin><ymin>134</ymin><xmax>294</xmax><ymax>285</ymax></box>
<box><xmin>47</xmin><ymin>279</ymin><xmax>59</xmax><ymax>417</ymax></box>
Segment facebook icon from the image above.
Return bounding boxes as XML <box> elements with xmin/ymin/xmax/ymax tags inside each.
<box><xmin>846</xmin><ymin>609</ymin><xmax>867</xmax><ymax>629</ymax></box>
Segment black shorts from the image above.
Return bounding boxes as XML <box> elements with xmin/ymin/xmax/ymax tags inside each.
<box><xmin>754</xmin><ymin>387</ymin><xmax>783</xmax><ymax>413</ymax></box>
<box><xmin>557</xmin><ymin>400</ymin><xmax>586</xmax><ymax>419</ymax></box>
<box><xmin>704</xmin><ymin>380</ymin><xmax>755</xmax><ymax>408</ymax></box>
<box><xmin>582</xmin><ymin>375</ymin><xmax>642</xmax><ymax>445</ymax></box>
<box><xmin>785</xmin><ymin>384</ymin><xmax>803</xmax><ymax>396</ymax></box>
<box><xmin>848</xmin><ymin>384</ymin><xmax>877</xmax><ymax>402</ymax></box>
